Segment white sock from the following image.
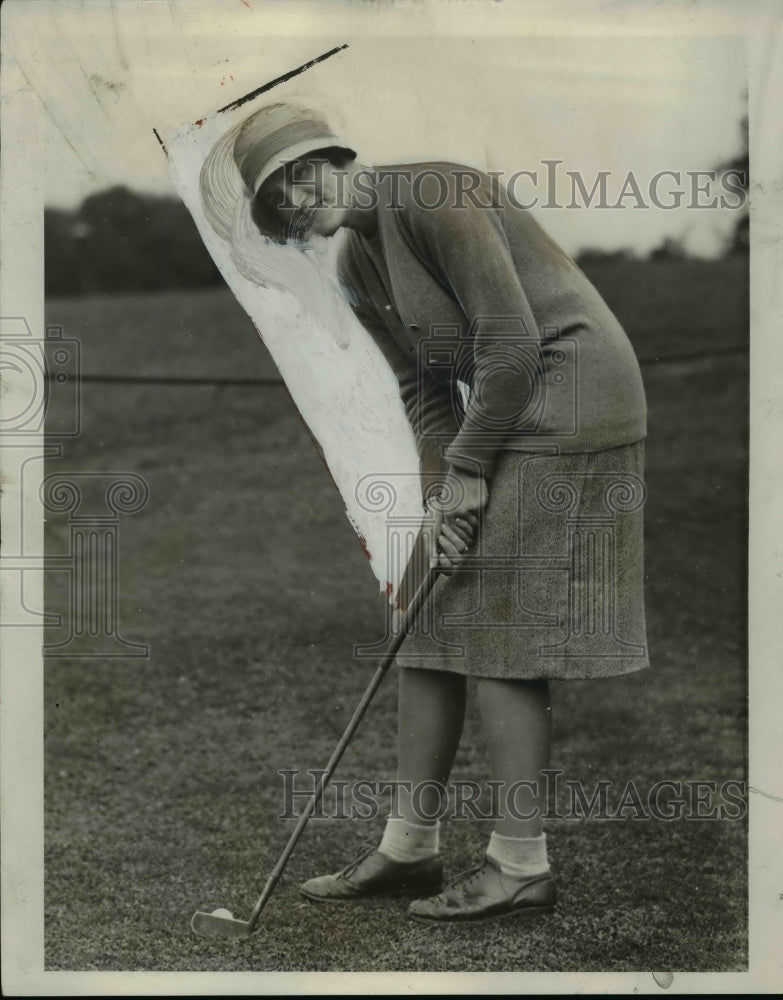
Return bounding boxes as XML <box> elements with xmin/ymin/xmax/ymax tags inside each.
<box><xmin>378</xmin><ymin>817</ymin><xmax>440</xmax><ymax>863</ymax></box>
<box><xmin>486</xmin><ymin>831</ymin><xmax>550</xmax><ymax>877</ymax></box>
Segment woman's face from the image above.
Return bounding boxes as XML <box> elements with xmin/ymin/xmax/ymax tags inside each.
<box><xmin>263</xmin><ymin>156</ymin><xmax>352</xmax><ymax>242</ymax></box>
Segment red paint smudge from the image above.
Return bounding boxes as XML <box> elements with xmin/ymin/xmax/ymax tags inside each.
<box><xmin>194</xmin><ymin>118</ymin><xmax>204</xmax><ymax>127</ymax></box>
<box><xmin>357</xmin><ymin>535</ymin><xmax>372</xmax><ymax>561</ymax></box>
<box><xmin>240</xmin><ymin>0</ymin><xmax>252</xmax><ymax>8</ymax></box>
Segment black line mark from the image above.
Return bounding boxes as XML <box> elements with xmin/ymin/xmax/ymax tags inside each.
<box><xmin>215</xmin><ymin>43</ymin><xmax>349</xmax><ymax>115</ymax></box>
<box><xmin>152</xmin><ymin>128</ymin><xmax>168</xmax><ymax>156</ymax></box>
<box><xmin>62</xmin><ymin>346</ymin><xmax>746</xmax><ymax>389</ymax></box>
<box><xmin>637</xmin><ymin>345</ymin><xmax>747</xmax><ymax>367</ymax></box>
<box><xmin>749</xmin><ymin>785</ymin><xmax>783</xmax><ymax>804</ymax></box>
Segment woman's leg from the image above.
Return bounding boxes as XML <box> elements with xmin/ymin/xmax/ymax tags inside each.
<box><xmin>299</xmin><ymin>665</ymin><xmax>465</xmax><ymax>899</ymax></box>
<box><xmin>394</xmin><ymin>666</ymin><xmax>467</xmax><ymax>823</ymax></box>
<box><xmin>376</xmin><ymin>666</ymin><xmax>466</xmax><ymax>864</ymax></box>
<box><xmin>476</xmin><ymin>677</ymin><xmax>552</xmax><ymax>838</ymax></box>
<box><xmin>408</xmin><ymin>676</ymin><xmax>556</xmax><ymax>921</ymax></box>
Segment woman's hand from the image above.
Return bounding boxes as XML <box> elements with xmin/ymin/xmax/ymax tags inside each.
<box><xmin>444</xmin><ymin>466</ymin><xmax>489</xmax><ymax>519</ymax></box>
<box><xmin>424</xmin><ymin>467</ymin><xmax>488</xmax><ymax>574</ymax></box>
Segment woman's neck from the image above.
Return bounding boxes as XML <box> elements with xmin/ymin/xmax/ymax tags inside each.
<box><xmin>343</xmin><ymin>163</ymin><xmax>379</xmax><ymax>240</ymax></box>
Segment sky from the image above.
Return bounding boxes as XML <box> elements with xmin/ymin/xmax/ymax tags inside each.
<box><xmin>5</xmin><ymin>0</ymin><xmax>751</xmax><ymax>256</ymax></box>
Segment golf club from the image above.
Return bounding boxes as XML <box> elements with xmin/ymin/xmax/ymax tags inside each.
<box><xmin>191</xmin><ymin>557</ymin><xmax>442</xmax><ymax>940</ymax></box>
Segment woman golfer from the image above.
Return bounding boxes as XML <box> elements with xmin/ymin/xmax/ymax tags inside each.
<box><xmin>201</xmin><ymin>103</ymin><xmax>649</xmax><ymax>924</ymax></box>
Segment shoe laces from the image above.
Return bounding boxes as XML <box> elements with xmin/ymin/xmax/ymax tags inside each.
<box><xmin>340</xmin><ymin>844</ymin><xmax>376</xmax><ymax>877</ymax></box>
<box><xmin>447</xmin><ymin>861</ymin><xmax>488</xmax><ymax>894</ymax></box>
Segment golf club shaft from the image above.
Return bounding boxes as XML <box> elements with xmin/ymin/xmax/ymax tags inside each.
<box><xmin>245</xmin><ymin>562</ymin><xmax>441</xmax><ymax>933</ymax></box>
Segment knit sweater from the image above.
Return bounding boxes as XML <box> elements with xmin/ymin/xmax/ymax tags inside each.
<box><xmin>337</xmin><ymin>162</ymin><xmax>647</xmax><ymax>481</ymax></box>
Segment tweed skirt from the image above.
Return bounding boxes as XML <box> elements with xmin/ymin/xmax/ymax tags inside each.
<box><xmin>396</xmin><ymin>442</ymin><xmax>649</xmax><ymax>680</ymax></box>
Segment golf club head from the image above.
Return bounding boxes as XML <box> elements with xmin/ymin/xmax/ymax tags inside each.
<box><xmin>191</xmin><ymin>909</ymin><xmax>253</xmax><ymax>939</ymax></box>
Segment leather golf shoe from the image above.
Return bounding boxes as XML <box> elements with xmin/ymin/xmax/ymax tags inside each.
<box><xmin>300</xmin><ymin>846</ymin><xmax>443</xmax><ymax>902</ymax></box>
<box><xmin>408</xmin><ymin>855</ymin><xmax>556</xmax><ymax>923</ymax></box>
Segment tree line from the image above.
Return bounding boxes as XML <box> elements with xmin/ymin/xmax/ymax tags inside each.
<box><xmin>46</xmin><ymin>150</ymin><xmax>747</xmax><ymax>297</ymax></box>
<box><xmin>45</xmin><ymin>187</ymin><xmax>224</xmax><ymax>296</ymax></box>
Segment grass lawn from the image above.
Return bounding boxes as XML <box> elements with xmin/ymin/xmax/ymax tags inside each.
<box><xmin>43</xmin><ymin>257</ymin><xmax>747</xmax><ymax>971</ymax></box>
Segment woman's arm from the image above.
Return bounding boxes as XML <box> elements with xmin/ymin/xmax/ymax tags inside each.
<box><xmin>407</xmin><ymin>172</ymin><xmax>543</xmax><ymax>481</ymax></box>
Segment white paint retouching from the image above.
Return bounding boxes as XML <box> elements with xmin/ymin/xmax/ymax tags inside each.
<box><xmin>161</xmin><ymin>98</ymin><xmax>424</xmax><ymax>597</ymax></box>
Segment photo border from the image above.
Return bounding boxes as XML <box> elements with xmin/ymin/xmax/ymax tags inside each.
<box><xmin>1</xmin><ymin>1</ymin><xmax>780</xmax><ymax>994</ymax></box>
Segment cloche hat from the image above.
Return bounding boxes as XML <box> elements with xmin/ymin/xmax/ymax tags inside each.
<box><xmin>200</xmin><ymin>102</ymin><xmax>356</xmax><ymax>244</ymax></box>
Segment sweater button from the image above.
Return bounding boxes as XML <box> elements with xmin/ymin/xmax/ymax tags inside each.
<box><xmin>384</xmin><ymin>304</ymin><xmax>391</xmax><ymax>310</ymax></box>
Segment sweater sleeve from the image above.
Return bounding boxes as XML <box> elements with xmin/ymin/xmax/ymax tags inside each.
<box><xmin>407</xmin><ymin>175</ymin><xmax>544</xmax><ymax>479</ymax></box>
<box><xmin>337</xmin><ymin>239</ymin><xmax>461</xmax><ymax>485</ymax></box>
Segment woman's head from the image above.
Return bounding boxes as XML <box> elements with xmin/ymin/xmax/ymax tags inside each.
<box><xmin>251</xmin><ymin>145</ymin><xmax>358</xmax><ymax>244</ymax></box>
<box><xmin>230</xmin><ymin>103</ymin><xmax>358</xmax><ymax>244</ymax></box>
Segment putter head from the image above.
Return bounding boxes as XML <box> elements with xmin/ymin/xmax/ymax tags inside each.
<box><xmin>191</xmin><ymin>909</ymin><xmax>253</xmax><ymax>940</ymax></box>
